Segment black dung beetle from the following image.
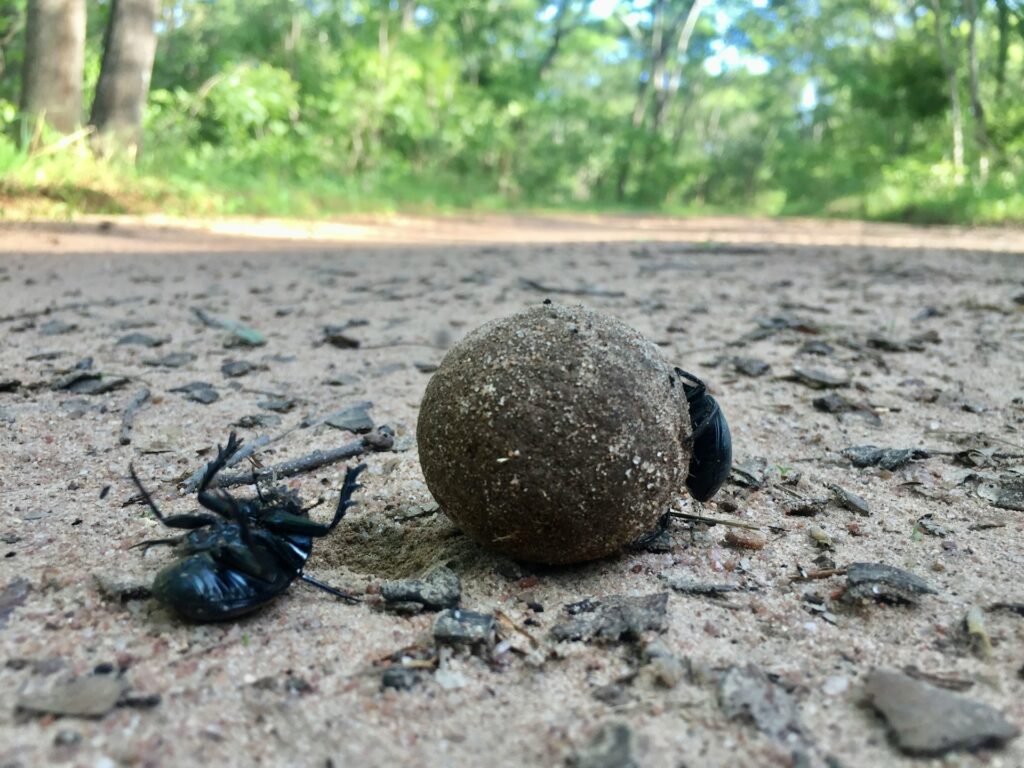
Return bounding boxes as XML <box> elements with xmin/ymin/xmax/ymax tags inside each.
<box><xmin>675</xmin><ymin>368</ymin><xmax>732</xmax><ymax>502</ymax></box>
<box><xmin>128</xmin><ymin>432</ymin><xmax>365</xmax><ymax>621</ymax></box>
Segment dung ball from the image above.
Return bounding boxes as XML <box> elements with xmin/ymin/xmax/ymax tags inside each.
<box><xmin>416</xmin><ymin>303</ymin><xmax>693</xmax><ymax>564</ymax></box>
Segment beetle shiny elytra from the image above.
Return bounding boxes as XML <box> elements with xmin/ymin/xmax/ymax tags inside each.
<box><xmin>675</xmin><ymin>368</ymin><xmax>732</xmax><ymax>502</ymax></box>
<box><xmin>129</xmin><ymin>433</ymin><xmax>365</xmax><ymax>622</ymax></box>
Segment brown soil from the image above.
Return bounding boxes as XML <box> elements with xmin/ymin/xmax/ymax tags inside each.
<box><xmin>1</xmin><ymin>215</ymin><xmax>1022</xmax><ymax>768</ymax></box>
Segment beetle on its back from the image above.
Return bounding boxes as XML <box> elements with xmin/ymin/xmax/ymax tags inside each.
<box><xmin>129</xmin><ymin>432</ymin><xmax>365</xmax><ymax>622</ymax></box>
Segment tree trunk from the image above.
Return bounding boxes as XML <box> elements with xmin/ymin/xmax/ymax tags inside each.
<box><xmin>964</xmin><ymin>0</ymin><xmax>990</xmax><ymax>178</ymax></box>
<box><xmin>929</xmin><ymin>0</ymin><xmax>964</xmax><ymax>180</ymax></box>
<box><xmin>652</xmin><ymin>0</ymin><xmax>710</xmax><ymax>134</ymax></box>
<box><xmin>20</xmin><ymin>0</ymin><xmax>85</xmax><ymax>135</ymax></box>
<box><xmin>89</xmin><ymin>0</ymin><xmax>160</xmax><ymax>160</ymax></box>
<box><xmin>995</xmin><ymin>0</ymin><xmax>1009</xmax><ymax>101</ymax></box>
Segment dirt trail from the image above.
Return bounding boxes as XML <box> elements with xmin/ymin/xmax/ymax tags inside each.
<box><xmin>1</xmin><ymin>216</ymin><xmax>1022</xmax><ymax>767</ymax></box>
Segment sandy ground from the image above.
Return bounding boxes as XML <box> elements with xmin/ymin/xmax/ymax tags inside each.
<box><xmin>1</xmin><ymin>214</ymin><xmax>1023</xmax><ymax>768</ymax></box>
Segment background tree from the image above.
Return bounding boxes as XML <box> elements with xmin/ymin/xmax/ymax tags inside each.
<box><xmin>89</xmin><ymin>0</ymin><xmax>159</xmax><ymax>158</ymax></box>
<box><xmin>19</xmin><ymin>0</ymin><xmax>85</xmax><ymax>135</ymax></box>
<box><xmin>1</xmin><ymin>0</ymin><xmax>1022</xmax><ymax>223</ymax></box>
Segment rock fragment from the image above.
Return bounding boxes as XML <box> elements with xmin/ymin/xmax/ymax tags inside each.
<box><xmin>433</xmin><ymin>609</ymin><xmax>496</xmax><ymax>649</ymax></box>
<box><xmin>143</xmin><ymin>352</ymin><xmax>195</xmax><ymax>368</ymax></box>
<box><xmin>567</xmin><ymin>723</ymin><xmax>638</xmax><ymax>768</ymax></box>
<box><xmin>0</xmin><ymin>578</ymin><xmax>30</xmax><ymax>626</ymax></box>
<box><xmin>788</xmin><ymin>366</ymin><xmax>849</xmax><ymax>389</ymax></box>
<box><xmin>865</xmin><ymin>669</ymin><xmax>1019</xmax><ymax>756</ymax></box>
<box><xmin>325</xmin><ymin>402</ymin><xmax>375</xmax><ymax>433</ymax></box>
<box><xmin>844</xmin><ymin>562</ymin><xmax>936</xmax><ymax>605</ymax></box>
<box><xmin>17</xmin><ymin>673</ymin><xmax>126</xmax><ymax>718</ymax></box>
<box><xmin>842</xmin><ymin>445</ymin><xmax>929</xmax><ymax>471</ymax></box>
<box><xmin>991</xmin><ymin>478</ymin><xmax>1024</xmax><ymax>511</ymax></box>
<box><xmin>117</xmin><ymin>332</ymin><xmax>167</xmax><ymax>348</ymax></box>
<box><xmin>828</xmin><ymin>484</ymin><xmax>870</xmax><ymax>515</ymax></box>
<box><xmin>170</xmin><ymin>381</ymin><xmax>219</xmax><ymax>404</ymax></box>
<box><xmin>718</xmin><ymin>663</ymin><xmax>802</xmax><ymax>740</ymax></box>
<box><xmin>380</xmin><ymin>566</ymin><xmax>461</xmax><ymax>612</ymax></box>
<box><xmin>551</xmin><ymin>593</ymin><xmax>668</xmax><ymax>643</ymax></box>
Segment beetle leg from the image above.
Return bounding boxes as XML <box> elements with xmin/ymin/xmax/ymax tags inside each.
<box><xmin>197</xmin><ymin>489</ymin><xmax>237</xmax><ymax>519</ymax></box>
<box><xmin>131</xmin><ymin>536</ymin><xmax>183</xmax><ymax>551</ymax></box>
<box><xmin>324</xmin><ymin>463</ymin><xmax>366</xmax><ymax>532</ymax></box>
<box><xmin>130</xmin><ymin>465</ymin><xmax>217</xmax><ymax>530</ymax></box>
<box><xmin>196</xmin><ymin>431</ymin><xmax>244</xmax><ymax>493</ymax></box>
<box><xmin>299</xmin><ymin>574</ymin><xmax>361</xmax><ymax>604</ymax></box>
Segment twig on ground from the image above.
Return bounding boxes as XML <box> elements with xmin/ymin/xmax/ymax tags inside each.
<box><xmin>208</xmin><ymin>429</ymin><xmax>393</xmax><ymax>489</ymax></box>
<box><xmin>668</xmin><ymin>511</ymin><xmax>761</xmax><ymax>530</ymax></box>
<box><xmin>180</xmin><ymin>435</ymin><xmax>271</xmax><ymax>492</ymax></box>
<box><xmin>789</xmin><ymin>567</ymin><xmax>848</xmax><ymax>582</ymax></box>
<box><xmin>118</xmin><ymin>388</ymin><xmax>151</xmax><ymax>445</ymax></box>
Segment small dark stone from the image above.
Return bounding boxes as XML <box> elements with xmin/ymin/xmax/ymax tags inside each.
<box><xmin>381</xmin><ymin>566</ymin><xmax>461</xmax><ymax>611</ymax></box>
<box><xmin>324</xmin><ymin>403</ymin><xmax>374</xmax><ymax>434</ymax></box>
<box><xmin>866</xmin><ymin>334</ymin><xmax>908</xmax><ymax>352</ymax></box>
<box><xmin>797</xmin><ymin>340</ymin><xmax>834</xmax><ymax>356</ymax></box>
<box><xmin>731</xmin><ymin>460</ymin><xmax>767</xmax><ymax>489</ymax></box>
<box><xmin>592</xmin><ymin>684</ymin><xmax>631</xmax><ymax>706</ymax></box>
<box><xmin>414</xmin><ymin>361</ymin><xmax>439</xmax><ymax>373</ymax></box>
<box><xmin>232</xmin><ymin>413</ymin><xmax>282</xmax><ymax>429</ymax></box>
<box><xmin>784</xmin><ymin>498</ymin><xmax>827</xmax><ymax>516</ymax></box>
<box><xmin>813</xmin><ymin>393</ymin><xmax>855</xmax><ymax>414</ymax></box>
<box><xmin>220</xmin><ymin>359</ymin><xmax>258</xmax><ymax>378</ymax></box>
<box><xmin>828</xmin><ymin>484</ymin><xmax>870</xmax><ymax>515</ymax></box>
<box><xmin>117</xmin><ymin>332</ymin><xmax>167</xmax><ymax>348</ymax></box>
<box><xmin>257</xmin><ymin>397</ymin><xmax>295</xmax><ymax>413</ymax></box>
<box><xmin>117</xmin><ymin>692</ymin><xmax>162</xmax><ymax>709</ymax></box>
<box><xmin>789</xmin><ymin>366</ymin><xmax>849</xmax><ymax>389</ymax></box>
<box><xmin>567</xmin><ymin>723</ymin><xmax>637</xmax><ymax>768</ymax></box>
<box><xmin>52</xmin><ymin>372</ymin><xmax>129</xmax><ymax>395</ymax></box>
<box><xmin>660</xmin><ymin>576</ymin><xmax>739</xmax><ymax>597</ymax></box>
<box><xmin>991</xmin><ymin>478</ymin><xmax>1024</xmax><ymax>512</ymax></box>
<box><xmin>39</xmin><ymin>319</ymin><xmax>77</xmax><ymax>336</ymax></box>
<box><xmin>551</xmin><ymin>593</ymin><xmax>668</xmax><ymax>644</ymax></box>
<box><xmin>283</xmin><ymin>675</ymin><xmax>312</xmax><ymax>696</ymax></box>
<box><xmin>170</xmin><ymin>382</ymin><xmax>219</xmax><ymax>404</ymax></box>
<box><xmin>93</xmin><ymin>572</ymin><xmax>152</xmax><ymax>603</ymax></box>
<box><xmin>323</xmin><ymin>373</ymin><xmax>360</xmax><ymax>387</ymax></box>
<box><xmin>865</xmin><ymin>669</ymin><xmax>1020</xmax><ymax>756</ymax></box>
<box><xmin>53</xmin><ymin>729</ymin><xmax>82</xmax><ymax>747</ymax></box>
<box><xmin>842</xmin><ymin>445</ymin><xmax>929</xmax><ymax>471</ymax></box>
<box><xmin>323</xmin><ymin>325</ymin><xmax>361</xmax><ymax>348</ymax></box>
<box><xmin>0</xmin><ymin>378</ymin><xmax>21</xmax><ymax>392</ymax></box>
<box><xmin>845</xmin><ymin>562</ymin><xmax>936</xmax><ymax>606</ymax></box>
<box><xmin>381</xmin><ymin>667</ymin><xmax>422</xmax><ymax>691</ymax></box>
<box><xmin>732</xmin><ymin>357</ymin><xmax>771</xmax><ymax>377</ymax></box>
<box><xmin>142</xmin><ymin>352</ymin><xmax>196</xmax><ymax>368</ymax></box>
<box><xmin>0</xmin><ymin>577</ymin><xmax>30</xmax><ymax>626</ymax></box>
<box><xmin>432</xmin><ymin>609</ymin><xmax>496</xmax><ymax>648</ymax></box>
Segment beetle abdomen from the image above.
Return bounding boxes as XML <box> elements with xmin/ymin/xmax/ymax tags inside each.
<box><xmin>153</xmin><ymin>553</ymin><xmax>294</xmax><ymax>621</ymax></box>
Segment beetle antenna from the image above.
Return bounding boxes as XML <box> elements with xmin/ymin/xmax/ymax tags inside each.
<box><xmin>299</xmin><ymin>574</ymin><xmax>361</xmax><ymax>603</ymax></box>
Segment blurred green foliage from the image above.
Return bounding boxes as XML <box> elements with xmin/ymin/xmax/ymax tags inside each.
<box><xmin>1</xmin><ymin>0</ymin><xmax>1023</xmax><ymax>223</ymax></box>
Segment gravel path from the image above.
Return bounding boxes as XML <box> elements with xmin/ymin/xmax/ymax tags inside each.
<box><xmin>1</xmin><ymin>216</ymin><xmax>1023</xmax><ymax>767</ymax></box>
